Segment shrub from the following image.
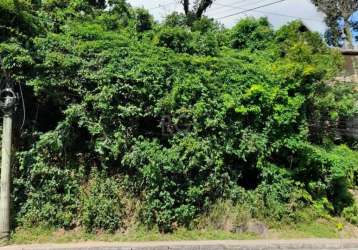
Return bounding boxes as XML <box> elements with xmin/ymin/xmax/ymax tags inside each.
<box><xmin>155</xmin><ymin>26</ymin><xmax>219</xmax><ymax>55</ymax></box>
<box><xmin>164</xmin><ymin>12</ymin><xmax>188</xmax><ymax>28</ymax></box>
<box><xmin>156</xmin><ymin>27</ymin><xmax>193</xmax><ymax>54</ymax></box>
<box><xmin>122</xmin><ymin>137</ymin><xmax>227</xmax><ymax>232</ymax></box>
<box><xmin>237</xmin><ymin>163</ymin><xmax>314</xmax><ymax>224</ymax></box>
<box><xmin>196</xmin><ymin>200</ymin><xmax>251</xmax><ymax>231</ymax></box>
<box><xmin>342</xmin><ymin>204</ymin><xmax>358</xmax><ymax>225</ymax></box>
<box><xmin>4</xmin><ymin>1</ymin><xmax>357</xmax><ymax>233</ymax></box>
<box><xmin>15</xmin><ymin>130</ymin><xmax>82</xmax><ymax>229</ymax></box>
<box><xmin>135</xmin><ymin>8</ymin><xmax>153</xmax><ymax>32</ymax></box>
<box><xmin>230</xmin><ymin>17</ymin><xmax>274</xmax><ymax>51</ymax></box>
<box><xmin>191</xmin><ymin>16</ymin><xmax>222</xmax><ymax>33</ymax></box>
<box><xmin>289</xmin><ymin>143</ymin><xmax>355</xmax><ymax>214</ymax></box>
<box><xmin>80</xmin><ymin>174</ymin><xmax>124</xmax><ymax>233</ymax></box>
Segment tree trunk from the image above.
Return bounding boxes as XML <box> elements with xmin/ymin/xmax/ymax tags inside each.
<box><xmin>343</xmin><ymin>18</ymin><xmax>353</xmax><ymax>49</ymax></box>
<box><xmin>183</xmin><ymin>0</ymin><xmax>190</xmax><ymax>15</ymax></box>
<box><xmin>195</xmin><ymin>0</ymin><xmax>214</xmax><ymax>19</ymax></box>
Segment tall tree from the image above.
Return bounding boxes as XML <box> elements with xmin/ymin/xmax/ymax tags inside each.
<box><xmin>311</xmin><ymin>0</ymin><xmax>358</xmax><ymax>48</ymax></box>
<box><xmin>180</xmin><ymin>0</ymin><xmax>214</xmax><ymax>24</ymax></box>
<box><xmin>352</xmin><ymin>14</ymin><xmax>358</xmax><ymax>43</ymax></box>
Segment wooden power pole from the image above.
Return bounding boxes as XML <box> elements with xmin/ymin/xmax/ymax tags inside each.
<box><xmin>0</xmin><ymin>87</ymin><xmax>17</xmax><ymax>242</ymax></box>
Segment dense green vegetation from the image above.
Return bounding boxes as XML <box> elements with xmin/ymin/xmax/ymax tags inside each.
<box><xmin>0</xmin><ymin>0</ymin><xmax>357</xmax><ymax>235</ymax></box>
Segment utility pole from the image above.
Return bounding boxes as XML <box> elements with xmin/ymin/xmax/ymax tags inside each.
<box><xmin>0</xmin><ymin>85</ymin><xmax>17</xmax><ymax>242</ymax></box>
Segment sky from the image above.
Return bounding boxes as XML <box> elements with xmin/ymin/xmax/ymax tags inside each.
<box><xmin>127</xmin><ymin>0</ymin><xmax>328</xmax><ymax>33</ymax></box>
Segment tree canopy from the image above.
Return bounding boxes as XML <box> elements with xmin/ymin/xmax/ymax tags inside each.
<box><xmin>311</xmin><ymin>0</ymin><xmax>358</xmax><ymax>47</ymax></box>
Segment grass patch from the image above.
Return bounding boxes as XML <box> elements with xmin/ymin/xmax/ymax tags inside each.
<box><xmin>9</xmin><ymin>218</ymin><xmax>358</xmax><ymax>245</ymax></box>
<box><xmin>268</xmin><ymin>217</ymin><xmax>358</xmax><ymax>239</ymax></box>
<box><xmin>9</xmin><ymin>226</ymin><xmax>257</xmax><ymax>245</ymax></box>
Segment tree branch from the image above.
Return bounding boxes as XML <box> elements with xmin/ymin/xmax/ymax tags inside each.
<box><xmin>195</xmin><ymin>0</ymin><xmax>214</xmax><ymax>18</ymax></box>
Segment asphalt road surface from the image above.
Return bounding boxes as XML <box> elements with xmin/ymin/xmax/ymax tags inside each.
<box><xmin>3</xmin><ymin>239</ymin><xmax>358</xmax><ymax>250</ymax></box>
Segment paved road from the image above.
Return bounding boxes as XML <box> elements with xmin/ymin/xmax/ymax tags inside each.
<box><xmin>3</xmin><ymin>239</ymin><xmax>358</xmax><ymax>250</ymax></box>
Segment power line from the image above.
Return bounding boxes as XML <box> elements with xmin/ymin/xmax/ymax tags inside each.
<box><xmin>149</xmin><ymin>1</ymin><xmax>176</xmax><ymax>10</ymax></box>
<box><xmin>214</xmin><ymin>2</ymin><xmax>322</xmax><ymax>23</ymax></box>
<box><xmin>206</xmin><ymin>0</ymin><xmax>251</xmax><ymax>15</ymax></box>
<box><xmin>252</xmin><ymin>9</ymin><xmax>322</xmax><ymax>22</ymax></box>
<box><xmin>239</xmin><ymin>0</ymin><xmax>273</xmax><ymax>8</ymax></box>
<box><xmin>145</xmin><ymin>0</ymin><xmax>321</xmax><ymax>25</ymax></box>
<box><xmin>217</xmin><ymin>0</ymin><xmax>287</xmax><ymax>20</ymax></box>
<box><xmin>217</xmin><ymin>0</ymin><xmax>287</xmax><ymax>19</ymax></box>
<box><xmin>207</xmin><ymin>0</ymin><xmax>270</xmax><ymax>16</ymax></box>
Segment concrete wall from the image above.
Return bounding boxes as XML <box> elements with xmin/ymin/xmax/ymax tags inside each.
<box><xmin>345</xmin><ymin>118</ymin><xmax>358</xmax><ymax>139</ymax></box>
<box><xmin>340</xmin><ymin>49</ymin><xmax>358</xmax><ymax>83</ymax></box>
<box><xmin>338</xmin><ymin>50</ymin><xmax>358</xmax><ymax>141</ymax></box>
